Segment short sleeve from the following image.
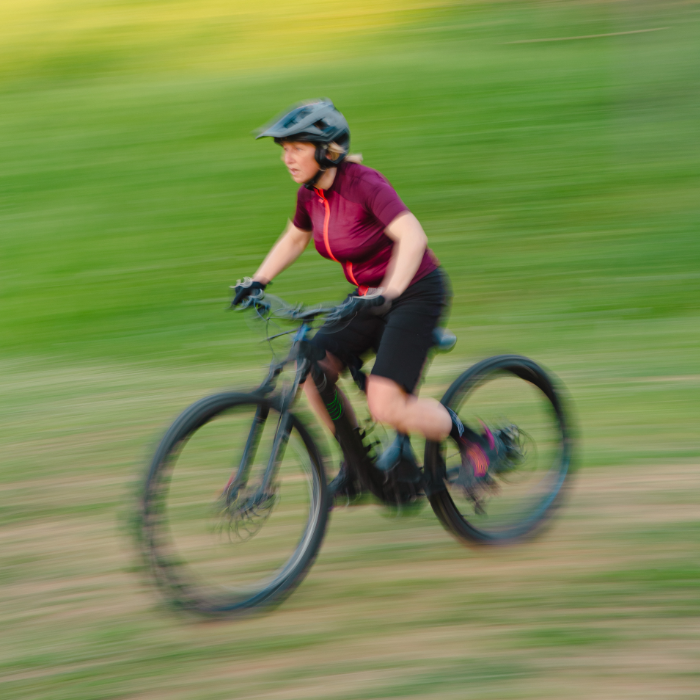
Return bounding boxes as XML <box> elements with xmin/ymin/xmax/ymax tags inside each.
<box><xmin>363</xmin><ymin>174</ymin><xmax>410</xmax><ymax>228</ymax></box>
<box><xmin>292</xmin><ymin>188</ymin><xmax>313</xmax><ymax>231</ymax></box>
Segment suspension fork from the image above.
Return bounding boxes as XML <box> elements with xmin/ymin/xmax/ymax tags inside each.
<box><xmin>249</xmin><ymin>346</ymin><xmax>315</xmax><ymax>494</ymax></box>
<box><xmin>253</xmin><ymin>353</ymin><xmax>309</xmax><ymax>497</ymax></box>
<box><xmin>221</xmin><ymin>349</ymin><xmax>291</xmax><ymax>501</ymax></box>
<box><xmin>220</xmin><ymin>401</ymin><xmax>294</xmax><ymax>507</ymax></box>
<box><xmin>222</xmin><ymin>403</ymin><xmax>269</xmax><ymax>502</ymax></box>
<box><xmin>232</xmin><ymin>336</ymin><xmax>321</xmax><ymax>500</ymax></box>
<box><xmin>259</xmin><ymin>410</ymin><xmax>293</xmax><ymax>494</ymax></box>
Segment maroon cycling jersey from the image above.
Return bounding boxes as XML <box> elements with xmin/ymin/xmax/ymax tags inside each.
<box><xmin>293</xmin><ymin>161</ymin><xmax>438</xmax><ymax>291</ymax></box>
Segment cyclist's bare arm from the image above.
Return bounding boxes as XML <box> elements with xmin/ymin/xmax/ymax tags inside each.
<box><xmin>380</xmin><ymin>212</ymin><xmax>428</xmax><ymax>299</ymax></box>
<box><xmin>253</xmin><ymin>222</ymin><xmax>312</xmax><ymax>284</ymax></box>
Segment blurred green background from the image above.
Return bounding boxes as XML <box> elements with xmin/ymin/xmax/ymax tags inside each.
<box><xmin>1</xmin><ymin>1</ymin><xmax>699</xmax><ymax>698</ymax></box>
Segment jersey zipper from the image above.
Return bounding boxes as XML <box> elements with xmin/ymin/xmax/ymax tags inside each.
<box><xmin>315</xmin><ymin>188</ymin><xmax>338</xmax><ymax>263</ymax></box>
<box><xmin>315</xmin><ymin>188</ymin><xmax>363</xmax><ymax>289</ymax></box>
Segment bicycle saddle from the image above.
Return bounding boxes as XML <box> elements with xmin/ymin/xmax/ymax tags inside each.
<box><xmin>432</xmin><ymin>328</ymin><xmax>457</xmax><ymax>352</ymax></box>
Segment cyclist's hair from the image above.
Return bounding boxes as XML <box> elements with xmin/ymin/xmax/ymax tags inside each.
<box><xmin>327</xmin><ymin>141</ymin><xmax>363</xmax><ymax>164</ymax></box>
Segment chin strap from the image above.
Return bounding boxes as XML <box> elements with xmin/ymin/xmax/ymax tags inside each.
<box><xmin>303</xmin><ymin>167</ymin><xmax>326</xmax><ymax>190</ymax></box>
<box><xmin>304</xmin><ymin>143</ymin><xmax>334</xmax><ymax>189</ymax></box>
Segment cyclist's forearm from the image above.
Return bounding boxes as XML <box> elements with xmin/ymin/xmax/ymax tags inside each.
<box><xmin>381</xmin><ymin>213</ymin><xmax>427</xmax><ymax>298</ymax></box>
<box><xmin>253</xmin><ymin>223</ymin><xmax>312</xmax><ymax>284</ymax></box>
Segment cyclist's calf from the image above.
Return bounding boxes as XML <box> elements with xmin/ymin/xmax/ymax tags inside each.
<box><xmin>366</xmin><ymin>375</ymin><xmax>452</xmax><ymax>442</ymax></box>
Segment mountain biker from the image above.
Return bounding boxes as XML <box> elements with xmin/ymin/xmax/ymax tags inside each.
<box><xmin>232</xmin><ymin>99</ymin><xmax>506</xmax><ymax>498</ymax></box>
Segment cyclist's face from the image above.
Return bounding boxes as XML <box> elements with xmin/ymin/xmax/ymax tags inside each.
<box><xmin>281</xmin><ymin>141</ymin><xmax>319</xmax><ymax>183</ymax></box>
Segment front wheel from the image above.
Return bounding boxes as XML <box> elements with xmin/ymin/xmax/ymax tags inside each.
<box><xmin>140</xmin><ymin>392</ymin><xmax>329</xmax><ymax>616</ymax></box>
<box><xmin>425</xmin><ymin>355</ymin><xmax>574</xmax><ymax>544</ymax></box>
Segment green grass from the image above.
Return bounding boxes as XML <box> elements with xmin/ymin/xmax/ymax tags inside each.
<box><xmin>1</xmin><ymin>1</ymin><xmax>699</xmax><ymax>698</ymax></box>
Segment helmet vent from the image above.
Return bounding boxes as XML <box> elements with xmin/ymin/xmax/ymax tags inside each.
<box><xmin>283</xmin><ymin>107</ymin><xmax>312</xmax><ymax>127</ymax></box>
<box><xmin>256</xmin><ymin>100</ymin><xmax>349</xmax><ymax>157</ymax></box>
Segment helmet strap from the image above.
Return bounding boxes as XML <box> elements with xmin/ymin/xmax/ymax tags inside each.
<box><xmin>303</xmin><ymin>143</ymin><xmax>329</xmax><ymax>189</ymax></box>
<box><xmin>303</xmin><ymin>166</ymin><xmax>326</xmax><ymax>190</ymax></box>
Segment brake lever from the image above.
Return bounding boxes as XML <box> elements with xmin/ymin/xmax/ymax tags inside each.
<box><xmin>324</xmin><ymin>302</ymin><xmax>355</xmax><ymax>325</ymax></box>
<box><xmin>228</xmin><ymin>291</ymin><xmax>270</xmax><ymax>313</ymax></box>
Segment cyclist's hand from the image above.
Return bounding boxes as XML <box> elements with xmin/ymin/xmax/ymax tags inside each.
<box><xmin>231</xmin><ymin>277</ymin><xmax>267</xmax><ymax>307</ymax></box>
<box><xmin>330</xmin><ymin>290</ymin><xmax>392</xmax><ymax>322</ymax></box>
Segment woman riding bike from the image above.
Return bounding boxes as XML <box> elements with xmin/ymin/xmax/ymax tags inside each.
<box><xmin>232</xmin><ymin>99</ymin><xmax>512</xmax><ymax>503</ymax></box>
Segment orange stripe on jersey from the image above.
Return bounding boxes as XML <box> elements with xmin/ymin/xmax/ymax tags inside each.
<box><xmin>314</xmin><ymin>188</ymin><xmax>338</xmax><ymax>263</ymax></box>
<box><xmin>315</xmin><ymin>187</ymin><xmax>366</xmax><ymax>291</ymax></box>
<box><xmin>345</xmin><ymin>261</ymin><xmax>359</xmax><ymax>286</ymax></box>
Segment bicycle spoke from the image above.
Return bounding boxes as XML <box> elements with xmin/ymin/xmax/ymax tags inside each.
<box><xmin>142</xmin><ymin>393</ymin><xmax>328</xmax><ymax>615</ymax></box>
<box><xmin>426</xmin><ymin>356</ymin><xmax>572</xmax><ymax>544</ymax></box>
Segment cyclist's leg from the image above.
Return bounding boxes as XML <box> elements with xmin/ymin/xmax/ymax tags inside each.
<box><xmin>366</xmin><ymin>269</ymin><xmax>453</xmax><ymax>441</ymax></box>
<box><xmin>302</xmin><ymin>352</ymin><xmax>358</xmax><ymax>435</ymax></box>
<box><xmin>302</xmin><ymin>310</ymin><xmax>382</xmax><ymax>436</ymax></box>
<box><xmin>369</xmin><ymin>271</ymin><xmax>510</xmax><ymax>492</ymax></box>
<box><xmin>366</xmin><ymin>375</ymin><xmax>451</xmax><ymax>441</ymax></box>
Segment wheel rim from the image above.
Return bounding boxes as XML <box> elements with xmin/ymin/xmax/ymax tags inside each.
<box><xmin>145</xmin><ymin>402</ymin><xmax>322</xmax><ymax>612</ymax></box>
<box><xmin>443</xmin><ymin>366</ymin><xmax>570</xmax><ymax>539</ymax></box>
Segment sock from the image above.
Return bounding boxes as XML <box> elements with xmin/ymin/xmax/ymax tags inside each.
<box><xmin>447</xmin><ymin>408</ymin><xmax>482</xmax><ymax>444</ymax></box>
<box><xmin>447</xmin><ymin>408</ymin><xmax>465</xmax><ymax>442</ymax></box>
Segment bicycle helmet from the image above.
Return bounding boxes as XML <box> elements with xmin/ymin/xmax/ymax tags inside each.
<box><xmin>256</xmin><ymin>99</ymin><xmax>350</xmax><ymax>188</ymax></box>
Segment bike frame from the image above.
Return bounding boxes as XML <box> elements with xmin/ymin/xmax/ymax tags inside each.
<box><xmin>236</xmin><ymin>316</ymin><xmax>446</xmax><ymax>504</ymax></box>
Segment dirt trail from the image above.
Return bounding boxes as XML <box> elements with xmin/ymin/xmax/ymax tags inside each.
<box><xmin>2</xmin><ymin>461</ymin><xmax>698</xmax><ymax>699</ymax></box>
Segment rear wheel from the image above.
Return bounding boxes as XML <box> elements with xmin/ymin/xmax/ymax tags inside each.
<box><xmin>425</xmin><ymin>356</ymin><xmax>573</xmax><ymax>544</ymax></box>
<box><xmin>141</xmin><ymin>392</ymin><xmax>329</xmax><ymax>616</ymax></box>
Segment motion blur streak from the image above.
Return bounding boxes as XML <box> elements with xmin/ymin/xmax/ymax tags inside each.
<box><xmin>1</xmin><ymin>1</ymin><xmax>698</xmax><ymax>699</ymax></box>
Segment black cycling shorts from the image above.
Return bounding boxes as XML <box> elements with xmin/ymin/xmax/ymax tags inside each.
<box><xmin>311</xmin><ymin>268</ymin><xmax>450</xmax><ymax>394</ymax></box>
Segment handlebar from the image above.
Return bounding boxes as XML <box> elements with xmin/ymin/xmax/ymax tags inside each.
<box><xmin>234</xmin><ymin>290</ymin><xmax>457</xmax><ymax>353</ymax></box>
<box><xmin>235</xmin><ymin>292</ymin><xmax>346</xmax><ymax>324</ymax></box>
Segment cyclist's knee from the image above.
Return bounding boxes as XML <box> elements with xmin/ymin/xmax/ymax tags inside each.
<box><xmin>302</xmin><ymin>352</ymin><xmax>343</xmax><ymax>390</ymax></box>
<box><xmin>318</xmin><ymin>353</ymin><xmax>343</xmax><ymax>384</ymax></box>
<box><xmin>366</xmin><ymin>376</ymin><xmax>407</xmax><ymax>426</ymax></box>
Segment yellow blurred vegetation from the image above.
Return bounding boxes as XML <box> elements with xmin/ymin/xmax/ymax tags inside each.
<box><xmin>1</xmin><ymin>0</ymin><xmax>456</xmax><ymax>80</ymax></box>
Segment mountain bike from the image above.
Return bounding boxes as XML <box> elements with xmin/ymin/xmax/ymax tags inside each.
<box><xmin>139</xmin><ymin>293</ymin><xmax>573</xmax><ymax>617</ymax></box>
